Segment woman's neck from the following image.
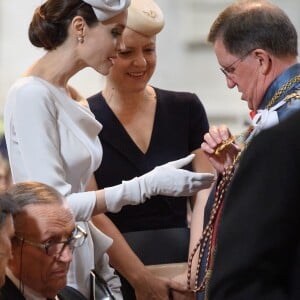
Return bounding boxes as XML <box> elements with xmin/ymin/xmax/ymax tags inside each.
<box><xmin>24</xmin><ymin>49</ymin><xmax>82</xmax><ymax>89</ymax></box>
<box><xmin>102</xmin><ymin>84</ymin><xmax>156</xmax><ymax>110</ymax></box>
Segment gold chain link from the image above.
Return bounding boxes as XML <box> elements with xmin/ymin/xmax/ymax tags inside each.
<box><xmin>265</xmin><ymin>75</ymin><xmax>300</xmax><ymax>109</ymax></box>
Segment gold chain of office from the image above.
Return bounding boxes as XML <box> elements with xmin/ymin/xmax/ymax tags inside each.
<box><xmin>186</xmin><ymin>154</ymin><xmax>241</xmax><ymax>293</ymax></box>
<box><xmin>265</xmin><ymin>75</ymin><xmax>300</xmax><ymax>109</ymax></box>
<box><xmin>187</xmin><ymin>74</ymin><xmax>300</xmax><ymax>293</ymax></box>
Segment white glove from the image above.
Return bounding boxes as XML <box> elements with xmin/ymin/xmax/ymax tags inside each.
<box><xmin>104</xmin><ymin>154</ymin><xmax>215</xmax><ymax>213</ymax></box>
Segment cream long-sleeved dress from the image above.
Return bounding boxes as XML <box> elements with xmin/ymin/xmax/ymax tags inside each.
<box><xmin>4</xmin><ymin>76</ymin><xmax>122</xmax><ymax>298</ymax></box>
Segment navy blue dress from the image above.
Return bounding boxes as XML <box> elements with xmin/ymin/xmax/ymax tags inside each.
<box><xmin>88</xmin><ymin>87</ymin><xmax>209</xmax><ymax>299</ymax></box>
<box><xmin>88</xmin><ymin>87</ymin><xmax>209</xmax><ymax>232</ymax></box>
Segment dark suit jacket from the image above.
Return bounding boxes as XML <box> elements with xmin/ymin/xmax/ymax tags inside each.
<box><xmin>208</xmin><ymin>112</ymin><xmax>300</xmax><ymax>300</ymax></box>
<box><xmin>0</xmin><ymin>276</ymin><xmax>87</xmax><ymax>299</ymax></box>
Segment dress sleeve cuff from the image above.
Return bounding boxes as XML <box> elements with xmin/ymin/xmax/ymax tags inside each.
<box><xmin>67</xmin><ymin>191</ymin><xmax>96</xmax><ymax>221</ymax></box>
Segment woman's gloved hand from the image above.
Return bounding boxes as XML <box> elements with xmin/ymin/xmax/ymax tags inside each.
<box><xmin>104</xmin><ymin>154</ymin><xmax>215</xmax><ymax>212</ymax></box>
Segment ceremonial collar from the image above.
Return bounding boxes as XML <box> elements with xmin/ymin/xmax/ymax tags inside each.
<box><xmin>259</xmin><ymin>63</ymin><xmax>300</xmax><ymax>110</ymax></box>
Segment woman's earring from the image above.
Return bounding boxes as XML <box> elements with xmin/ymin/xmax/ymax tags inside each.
<box><xmin>77</xmin><ymin>36</ymin><xmax>84</xmax><ymax>43</ymax></box>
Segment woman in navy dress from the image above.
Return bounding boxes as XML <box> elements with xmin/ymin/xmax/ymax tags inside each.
<box><xmin>88</xmin><ymin>0</ymin><xmax>215</xmax><ymax>298</ymax></box>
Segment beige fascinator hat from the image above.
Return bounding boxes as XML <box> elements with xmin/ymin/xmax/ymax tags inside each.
<box><xmin>126</xmin><ymin>0</ymin><xmax>165</xmax><ymax>36</ymax></box>
<box><xmin>83</xmin><ymin>0</ymin><xmax>131</xmax><ymax>21</ymax></box>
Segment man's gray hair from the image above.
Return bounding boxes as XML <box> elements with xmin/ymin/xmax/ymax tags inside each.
<box><xmin>7</xmin><ymin>181</ymin><xmax>64</xmax><ymax>209</ymax></box>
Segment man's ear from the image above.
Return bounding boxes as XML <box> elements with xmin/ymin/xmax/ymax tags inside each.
<box><xmin>7</xmin><ymin>238</ymin><xmax>19</xmax><ymax>270</ymax></box>
<box><xmin>253</xmin><ymin>49</ymin><xmax>272</xmax><ymax>75</ymax></box>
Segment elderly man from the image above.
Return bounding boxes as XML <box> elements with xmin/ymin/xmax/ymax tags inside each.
<box><xmin>0</xmin><ymin>181</ymin><xmax>88</xmax><ymax>299</ymax></box>
<box><xmin>202</xmin><ymin>0</ymin><xmax>300</xmax><ymax>173</ymax></box>
<box><xmin>0</xmin><ymin>193</ymin><xmax>18</xmax><ymax>288</ymax></box>
<box><xmin>186</xmin><ymin>1</ymin><xmax>300</xmax><ymax>299</ymax></box>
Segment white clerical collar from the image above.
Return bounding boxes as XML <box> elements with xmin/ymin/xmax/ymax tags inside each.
<box><xmin>6</xmin><ymin>268</ymin><xmax>59</xmax><ymax>300</ymax></box>
<box><xmin>251</xmin><ymin>98</ymin><xmax>286</xmax><ymax>132</ymax></box>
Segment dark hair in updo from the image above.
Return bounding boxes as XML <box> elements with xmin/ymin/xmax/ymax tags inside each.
<box><xmin>29</xmin><ymin>0</ymin><xmax>98</xmax><ymax>50</ymax></box>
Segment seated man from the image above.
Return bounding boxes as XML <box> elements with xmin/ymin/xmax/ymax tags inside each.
<box><xmin>0</xmin><ymin>193</ymin><xmax>18</xmax><ymax>288</ymax></box>
<box><xmin>0</xmin><ymin>181</ymin><xmax>88</xmax><ymax>299</ymax></box>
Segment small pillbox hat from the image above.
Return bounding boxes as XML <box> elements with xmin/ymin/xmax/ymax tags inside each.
<box><xmin>83</xmin><ymin>0</ymin><xmax>131</xmax><ymax>21</ymax></box>
<box><xmin>126</xmin><ymin>0</ymin><xmax>164</xmax><ymax>36</ymax></box>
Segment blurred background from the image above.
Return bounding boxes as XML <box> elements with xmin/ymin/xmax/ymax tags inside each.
<box><xmin>0</xmin><ymin>0</ymin><xmax>299</xmax><ymax>135</ymax></box>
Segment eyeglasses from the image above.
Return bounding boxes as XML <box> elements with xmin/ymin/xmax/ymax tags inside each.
<box><xmin>15</xmin><ymin>225</ymin><xmax>87</xmax><ymax>257</ymax></box>
<box><xmin>220</xmin><ymin>49</ymin><xmax>255</xmax><ymax>78</ymax></box>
